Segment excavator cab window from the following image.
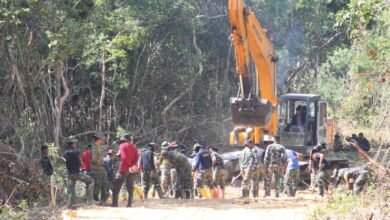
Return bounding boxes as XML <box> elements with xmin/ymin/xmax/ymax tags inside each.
<box><xmin>278</xmin><ymin>99</ymin><xmax>307</xmax><ymax>148</ymax></box>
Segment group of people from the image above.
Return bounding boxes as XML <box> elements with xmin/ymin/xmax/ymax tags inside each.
<box><xmin>333</xmin><ymin>132</ymin><xmax>371</xmax><ymax>152</ymax></box>
<box><xmin>38</xmin><ymin>132</ymin><xmax>373</xmax><ymax>210</ymax></box>
<box><xmin>238</xmin><ymin>137</ymin><xmax>373</xmax><ymax>199</ymax></box>
<box><xmin>238</xmin><ymin>136</ymin><xmax>302</xmax><ymax>198</ymax></box>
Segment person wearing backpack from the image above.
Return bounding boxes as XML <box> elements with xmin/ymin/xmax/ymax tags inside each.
<box><xmin>209</xmin><ymin>147</ymin><xmax>225</xmax><ymax>199</ymax></box>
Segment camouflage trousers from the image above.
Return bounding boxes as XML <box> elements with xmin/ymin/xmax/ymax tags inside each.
<box><xmin>316</xmin><ymin>170</ymin><xmax>332</xmax><ymax>196</ymax></box>
<box><xmin>212</xmin><ymin>168</ymin><xmax>225</xmax><ymax>190</ymax></box>
<box><xmin>161</xmin><ymin>167</ymin><xmax>177</xmax><ymax>192</ymax></box>
<box><xmin>141</xmin><ymin>170</ymin><xmax>162</xmax><ymax>194</ymax></box>
<box><xmin>175</xmin><ymin>168</ymin><xmax>193</xmax><ymax>199</ymax></box>
<box><xmin>264</xmin><ymin>165</ymin><xmax>284</xmax><ymax>196</ymax></box>
<box><xmin>242</xmin><ymin>167</ymin><xmax>259</xmax><ymax>197</ymax></box>
<box><xmin>284</xmin><ymin>168</ymin><xmax>300</xmax><ymax>196</ymax></box>
<box><xmin>353</xmin><ymin>170</ymin><xmax>369</xmax><ymax>195</ymax></box>
<box><xmin>195</xmin><ymin>169</ymin><xmax>213</xmax><ymax>189</ymax></box>
<box><xmin>90</xmin><ymin>169</ymin><xmax>108</xmax><ymax>202</ymax></box>
<box><xmin>256</xmin><ymin>165</ymin><xmax>267</xmax><ymax>184</ymax></box>
<box><xmin>68</xmin><ymin>173</ymin><xmax>94</xmax><ymax>208</ymax></box>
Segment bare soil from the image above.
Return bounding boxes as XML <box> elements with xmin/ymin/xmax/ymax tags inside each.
<box><xmin>62</xmin><ymin>187</ymin><xmax>324</xmax><ymax>220</ymax></box>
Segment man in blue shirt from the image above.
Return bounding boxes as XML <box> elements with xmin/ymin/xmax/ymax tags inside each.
<box><xmin>192</xmin><ymin>143</ymin><xmax>214</xmax><ymax>199</ymax></box>
<box><xmin>283</xmin><ymin>149</ymin><xmax>301</xmax><ymax>197</ymax></box>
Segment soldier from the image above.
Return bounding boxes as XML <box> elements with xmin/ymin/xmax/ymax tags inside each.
<box><xmin>358</xmin><ymin>133</ymin><xmax>370</xmax><ymax>152</ymax></box>
<box><xmin>308</xmin><ymin>143</ymin><xmax>326</xmax><ymax>190</ymax></box>
<box><xmin>112</xmin><ymin>133</ymin><xmax>139</xmax><ymax>207</ymax></box>
<box><xmin>233</xmin><ymin>126</ymin><xmax>253</xmax><ymax>144</ymax></box>
<box><xmin>311</xmin><ymin>151</ymin><xmax>331</xmax><ymax>197</ymax></box>
<box><xmin>264</xmin><ymin>136</ymin><xmax>286</xmax><ymax>198</ymax></box>
<box><xmin>252</xmin><ymin>144</ymin><xmax>266</xmax><ymax>197</ymax></box>
<box><xmin>159</xmin><ymin>141</ymin><xmax>173</xmax><ymax>195</ymax></box>
<box><xmin>140</xmin><ymin>143</ymin><xmax>163</xmax><ymax>199</ymax></box>
<box><xmin>283</xmin><ymin>149</ymin><xmax>301</xmax><ymax>197</ymax></box>
<box><xmin>161</xmin><ymin>150</ymin><xmax>192</xmax><ymax>199</ymax></box>
<box><xmin>239</xmin><ymin>140</ymin><xmax>258</xmax><ymax>198</ymax></box>
<box><xmin>90</xmin><ymin>133</ymin><xmax>108</xmax><ymax>205</ymax></box>
<box><xmin>332</xmin><ymin>167</ymin><xmax>370</xmax><ymax>195</ymax></box>
<box><xmin>65</xmin><ymin>136</ymin><xmax>94</xmax><ymax>209</ymax></box>
<box><xmin>192</xmin><ymin>143</ymin><xmax>214</xmax><ymax>199</ymax></box>
<box><xmin>333</xmin><ymin>133</ymin><xmax>343</xmax><ymax>152</ymax></box>
<box><xmin>209</xmin><ymin>147</ymin><xmax>225</xmax><ymax>199</ymax></box>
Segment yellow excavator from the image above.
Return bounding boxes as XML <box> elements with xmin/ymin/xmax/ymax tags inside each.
<box><xmin>227</xmin><ymin>0</ymin><xmax>337</xmax><ymax>155</ymax></box>
<box><xmin>219</xmin><ymin>0</ymin><xmax>349</xmax><ymax>182</ymax></box>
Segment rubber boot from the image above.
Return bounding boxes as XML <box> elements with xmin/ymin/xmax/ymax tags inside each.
<box><xmin>174</xmin><ymin>190</ymin><xmax>181</xmax><ymax>199</ymax></box>
<box><xmin>220</xmin><ymin>189</ymin><xmax>225</xmax><ymax>199</ymax></box>
<box><xmin>143</xmin><ymin>191</ymin><xmax>148</xmax><ymax>199</ymax></box>
<box><xmin>112</xmin><ymin>193</ymin><xmax>119</xmax><ymax>207</ymax></box>
<box><xmin>199</xmin><ymin>188</ymin><xmax>209</xmax><ymax>199</ymax></box>
<box><xmin>209</xmin><ymin>189</ymin><xmax>215</xmax><ymax>199</ymax></box>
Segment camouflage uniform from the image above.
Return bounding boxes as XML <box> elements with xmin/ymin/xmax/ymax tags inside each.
<box><xmin>68</xmin><ymin>173</ymin><xmax>95</xmax><ymax>207</ymax></box>
<box><xmin>252</xmin><ymin>147</ymin><xmax>266</xmax><ymax>193</ymax></box>
<box><xmin>264</xmin><ymin>143</ymin><xmax>286</xmax><ymax>197</ymax></box>
<box><xmin>342</xmin><ymin>167</ymin><xmax>369</xmax><ymax>195</ymax></box>
<box><xmin>210</xmin><ymin>152</ymin><xmax>225</xmax><ymax>190</ymax></box>
<box><xmin>91</xmin><ymin>144</ymin><xmax>108</xmax><ymax>203</ymax></box>
<box><xmin>239</xmin><ymin>146</ymin><xmax>258</xmax><ymax>198</ymax></box>
<box><xmin>312</xmin><ymin>153</ymin><xmax>331</xmax><ymax>196</ymax></box>
<box><xmin>166</xmin><ymin>151</ymin><xmax>193</xmax><ymax>199</ymax></box>
<box><xmin>160</xmin><ymin>156</ymin><xmax>173</xmax><ymax>194</ymax></box>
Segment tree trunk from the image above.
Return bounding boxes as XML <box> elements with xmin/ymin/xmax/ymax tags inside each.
<box><xmin>53</xmin><ymin>61</ymin><xmax>69</xmax><ymax>148</ymax></box>
<box><xmin>98</xmin><ymin>52</ymin><xmax>106</xmax><ymax>132</ymax></box>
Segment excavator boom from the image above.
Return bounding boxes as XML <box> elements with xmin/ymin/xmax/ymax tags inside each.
<box><xmin>228</xmin><ymin>0</ymin><xmax>278</xmax><ymax>131</ymax></box>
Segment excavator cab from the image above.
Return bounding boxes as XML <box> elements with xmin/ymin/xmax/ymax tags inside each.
<box><xmin>277</xmin><ymin>94</ymin><xmax>328</xmax><ymax>154</ymax></box>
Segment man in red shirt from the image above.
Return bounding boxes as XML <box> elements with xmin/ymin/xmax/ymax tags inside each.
<box><xmin>112</xmin><ymin>133</ymin><xmax>139</xmax><ymax>207</ymax></box>
<box><xmin>81</xmin><ymin>144</ymin><xmax>92</xmax><ymax>174</ymax></box>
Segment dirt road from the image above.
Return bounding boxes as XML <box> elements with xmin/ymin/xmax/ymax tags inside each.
<box><xmin>62</xmin><ymin>187</ymin><xmax>322</xmax><ymax>220</ymax></box>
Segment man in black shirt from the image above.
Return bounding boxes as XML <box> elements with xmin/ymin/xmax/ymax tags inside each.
<box><xmin>140</xmin><ymin>143</ymin><xmax>163</xmax><ymax>199</ymax></box>
<box><xmin>65</xmin><ymin>136</ymin><xmax>95</xmax><ymax>209</ymax></box>
<box><xmin>311</xmin><ymin>152</ymin><xmax>331</xmax><ymax>197</ymax></box>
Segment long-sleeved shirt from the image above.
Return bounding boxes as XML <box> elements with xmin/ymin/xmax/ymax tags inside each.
<box><xmin>40</xmin><ymin>156</ymin><xmax>53</xmax><ymax>176</ymax></box>
<box><xmin>192</xmin><ymin>148</ymin><xmax>212</xmax><ymax>171</ymax></box>
<box><xmin>240</xmin><ymin>147</ymin><xmax>254</xmax><ymax>170</ymax></box>
<box><xmin>140</xmin><ymin>148</ymin><xmax>156</xmax><ymax>172</ymax></box>
<box><xmin>65</xmin><ymin>148</ymin><xmax>81</xmax><ymax>174</ymax></box>
<box><xmin>118</xmin><ymin>141</ymin><xmax>139</xmax><ymax>173</ymax></box>
<box><xmin>264</xmin><ymin>143</ymin><xmax>286</xmax><ymax>167</ymax></box>
<box><xmin>285</xmin><ymin>149</ymin><xmax>299</xmax><ymax>170</ymax></box>
<box><xmin>334</xmin><ymin>167</ymin><xmax>365</xmax><ymax>186</ymax></box>
<box><xmin>81</xmin><ymin>149</ymin><xmax>91</xmax><ymax>171</ymax></box>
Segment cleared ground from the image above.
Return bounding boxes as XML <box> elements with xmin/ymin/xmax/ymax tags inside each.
<box><xmin>62</xmin><ymin>187</ymin><xmax>324</xmax><ymax>220</ymax></box>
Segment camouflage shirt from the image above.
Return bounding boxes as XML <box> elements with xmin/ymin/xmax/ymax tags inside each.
<box><xmin>264</xmin><ymin>143</ymin><xmax>286</xmax><ymax>166</ymax></box>
<box><xmin>239</xmin><ymin>147</ymin><xmax>254</xmax><ymax>170</ymax></box>
<box><xmin>91</xmin><ymin>144</ymin><xmax>105</xmax><ymax>170</ymax></box>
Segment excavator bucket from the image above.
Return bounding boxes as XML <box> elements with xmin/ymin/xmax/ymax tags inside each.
<box><xmin>230</xmin><ymin>97</ymin><xmax>276</xmax><ymax>127</ymax></box>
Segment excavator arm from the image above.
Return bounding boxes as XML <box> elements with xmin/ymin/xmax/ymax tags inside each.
<box><xmin>228</xmin><ymin>0</ymin><xmax>278</xmax><ymax>141</ymax></box>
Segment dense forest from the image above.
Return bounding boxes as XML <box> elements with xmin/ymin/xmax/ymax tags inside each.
<box><xmin>0</xmin><ymin>0</ymin><xmax>388</xmax><ymax>171</ymax></box>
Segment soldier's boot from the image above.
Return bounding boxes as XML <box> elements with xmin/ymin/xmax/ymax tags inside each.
<box><xmin>143</xmin><ymin>191</ymin><xmax>148</xmax><ymax>199</ymax></box>
<box><xmin>174</xmin><ymin>190</ymin><xmax>181</xmax><ymax>199</ymax></box>
<box><xmin>252</xmin><ymin>190</ymin><xmax>258</xmax><ymax>198</ymax></box>
<box><xmin>112</xmin><ymin>193</ymin><xmax>119</xmax><ymax>207</ymax></box>
<box><xmin>319</xmin><ymin>185</ymin><xmax>324</xmax><ymax>197</ymax></box>
<box><xmin>275</xmin><ymin>191</ymin><xmax>279</xmax><ymax>198</ymax></box>
<box><xmin>126</xmin><ymin>194</ymin><xmax>133</xmax><ymax>207</ymax></box>
<box><xmin>242</xmin><ymin>188</ymin><xmax>250</xmax><ymax>198</ymax></box>
<box><xmin>199</xmin><ymin>188</ymin><xmax>209</xmax><ymax>199</ymax></box>
<box><xmin>156</xmin><ymin>187</ymin><xmax>164</xmax><ymax>199</ymax></box>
